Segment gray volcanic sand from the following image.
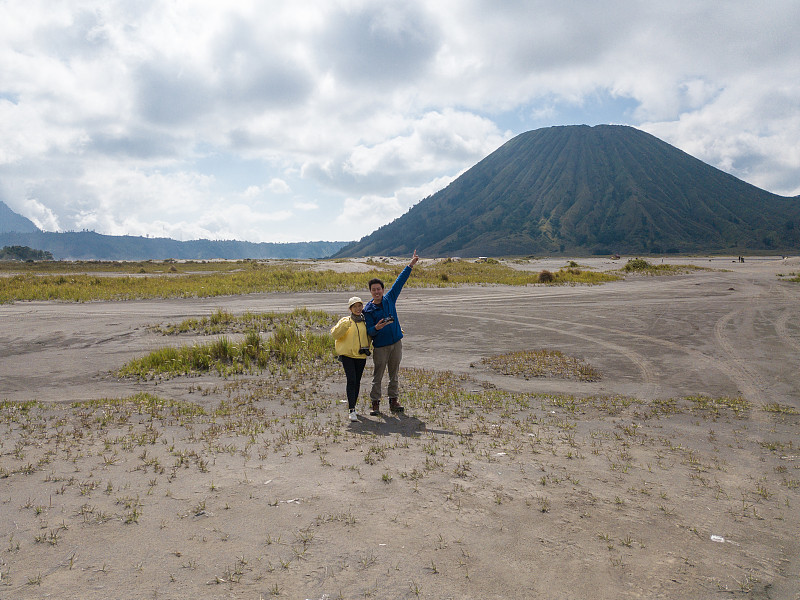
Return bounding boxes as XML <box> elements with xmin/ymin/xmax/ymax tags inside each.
<box><xmin>1</xmin><ymin>256</ymin><xmax>799</xmax><ymax>599</ymax></box>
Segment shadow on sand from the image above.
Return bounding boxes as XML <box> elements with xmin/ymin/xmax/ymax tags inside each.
<box><xmin>349</xmin><ymin>412</ymin><xmax>465</xmax><ymax>438</ymax></box>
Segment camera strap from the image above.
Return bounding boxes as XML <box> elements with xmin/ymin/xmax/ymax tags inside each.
<box><xmin>352</xmin><ymin>315</ymin><xmax>367</xmax><ymax>350</ymax></box>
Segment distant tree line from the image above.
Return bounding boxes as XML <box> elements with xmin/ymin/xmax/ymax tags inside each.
<box><xmin>0</xmin><ymin>245</ymin><xmax>54</xmax><ymax>261</ymax></box>
<box><xmin>0</xmin><ymin>232</ymin><xmax>351</xmax><ymax>260</ymax></box>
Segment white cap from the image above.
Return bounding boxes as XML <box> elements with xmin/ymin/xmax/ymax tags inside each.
<box><xmin>348</xmin><ymin>296</ymin><xmax>363</xmax><ymax>308</ymax></box>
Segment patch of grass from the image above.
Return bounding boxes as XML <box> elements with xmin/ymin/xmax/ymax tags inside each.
<box><xmin>0</xmin><ymin>263</ymin><xmax>390</xmax><ymax>303</ymax></box>
<box><xmin>620</xmin><ymin>258</ymin><xmax>709</xmax><ymax>276</ymax></box>
<box><xmin>762</xmin><ymin>403</ymin><xmax>799</xmax><ymax>415</ymax></box>
<box><xmin>0</xmin><ymin>259</ymin><xmax>249</xmax><ymax>275</ymax></box>
<box><xmin>71</xmin><ymin>393</ymin><xmax>206</xmax><ymax>418</ymax></box>
<box><xmin>0</xmin><ymin>400</ymin><xmax>42</xmax><ymax>416</ymax></box>
<box><xmin>118</xmin><ymin>327</ymin><xmax>334</xmax><ymax>379</ymax></box>
<box><xmin>686</xmin><ymin>395</ymin><xmax>750</xmax><ymax>417</ymax></box>
<box><xmin>381</xmin><ymin>259</ymin><xmax>617</xmax><ymax>286</ymax></box>
<box><xmin>548</xmin><ymin>268</ymin><xmax>618</xmax><ymax>285</ymax></box>
<box><xmin>481</xmin><ymin>349</ymin><xmax>601</xmax><ymax>381</ymax></box>
<box><xmin>153</xmin><ymin>306</ymin><xmax>337</xmax><ymax>335</ymax></box>
<box><xmin>545</xmin><ymin>267</ymin><xmax>613</xmax><ymax>284</ymax></box>
<box><xmin>267</xmin><ymin>325</ymin><xmax>332</xmax><ymax>365</ymax></box>
<box><xmin>0</xmin><ymin>259</ymin><xmax>619</xmax><ymax>303</ymax></box>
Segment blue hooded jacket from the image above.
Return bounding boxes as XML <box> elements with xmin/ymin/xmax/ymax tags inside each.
<box><xmin>363</xmin><ymin>266</ymin><xmax>412</xmax><ymax>348</ymax></box>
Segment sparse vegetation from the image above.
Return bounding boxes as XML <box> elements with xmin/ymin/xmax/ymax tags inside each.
<box><xmin>1</xmin><ymin>356</ymin><xmax>795</xmax><ymax>597</ymax></box>
<box><xmin>762</xmin><ymin>403</ymin><xmax>799</xmax><ymax>415</ymax></box>
<box><xmin>0</xmin><ymin>258</ymin><xmax>620</xmax><ymax>303</ymax></box>
<box><xmin>1</xmin><ymin>258</ymin><xmax>796</xmax><ymax>598</ymax></box>
<box><xmin>686</xmin><ymin>394</ymin><xmax>750</xmax><ymax>417</ymax></box>
<box><xmin>152</xmin><ymin>307</ymin><xmax>337</xmax><ymax>335</ymax></box>
<box><xmin>0</xmin><ymin>261</ymin><xmax>384</xmax><ymax>303</ymax></box>
<box><xmin>481</xmin><ymin>349</ymin><xmax>601</xmax><ymax>381</ymax></box>
<box><xmin>119</xmin><ymin>309</ymin><xmax>336</xmax><ymax>379</ymax></box>
<box><xmin>621</xmin><ymin>258</ymin><xmax>709</xmax><ymax>275</ymax></box>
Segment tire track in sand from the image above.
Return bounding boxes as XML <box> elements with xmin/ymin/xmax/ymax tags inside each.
<box><xmin>774</xmin><ymin>309</ymin><xmax>800</xmax><ymax>354</ymax></box>
<box><xmin>712</xmin><ymin>276</ymin><xmax>800</xmax><ymax>408</ymax></box>
<box><xmin>440</xmin><ymin>291</ymin><xmax>780</xmax><ymax>403</ymax></box>
<box><xmin>713</xmin><ymin>309</ymin><xmax>766</xmax><ymax>404</ymax></box>
<box><xmin>445</xmin><ymin>310</ymin><xmax>661</xmax><ymax>400</ymax></box>
<box><xmin>773</xmin><ymin>283</ymin><xmax>800</xmax><ymax>355</ymax></box>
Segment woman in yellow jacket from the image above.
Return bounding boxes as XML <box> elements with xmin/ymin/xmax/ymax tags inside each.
<box><xmin>331</xmin><ymin>296</ymin><xmax>372</xmax><ymax>422</ymax></box>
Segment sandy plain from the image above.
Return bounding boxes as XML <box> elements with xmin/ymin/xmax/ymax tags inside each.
<box><xmin>1</xmin><ymin>256</ymin><xmax>799</xmax><ymax>599</ymax></box>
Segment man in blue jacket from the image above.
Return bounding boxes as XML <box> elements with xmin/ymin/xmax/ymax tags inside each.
<box><xmin>363</xmin><ymin>250</ymin><xmax>419</xmax><ymax>415</ymax></box>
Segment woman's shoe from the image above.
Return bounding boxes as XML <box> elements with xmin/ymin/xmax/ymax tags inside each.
<box><xmin>349</xmin><ymin>410</ymin><xmax>359</xmax><ymax>422</ymax></box>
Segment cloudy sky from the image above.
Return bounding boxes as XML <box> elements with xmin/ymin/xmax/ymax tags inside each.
<box><xmin>2</xmin><ymin>1</ymin><xmax>799</xmax><ymax>244</ymax></box>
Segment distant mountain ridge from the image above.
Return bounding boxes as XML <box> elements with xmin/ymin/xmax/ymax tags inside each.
<box><xmin>0</xmin><ymin>230</ymin><xmax>349</xmax><ymax>260</ymax></box>
<box><xmin>0</xmin><ymin>200</ymin><xmax>348</xmax><ymax>260</ymax></box>
<box><xmin>0</xmin><ymin>201</ymin><xmax>40</xmax><ymax>234</ymax></box>
<box><xmin>335</xmin><ymin>125</ymin><xmax>800</xmax><ymax>257</ymax></box>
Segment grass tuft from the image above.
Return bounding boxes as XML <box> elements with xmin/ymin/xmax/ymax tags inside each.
<box><xmin>762</xmin><ymin>403</ymin><xmax>799</xmax><ymax>415</ymax></box>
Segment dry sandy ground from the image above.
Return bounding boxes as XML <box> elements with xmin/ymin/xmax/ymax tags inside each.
<box><xmin>1</xmin><ymin>256</ymin><xmax>799</xmax><ymax>599</ymax></box>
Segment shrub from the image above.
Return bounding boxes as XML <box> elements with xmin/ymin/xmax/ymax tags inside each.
<box><xmin>623</xmin><ymin>258</ymin><xmax>652</xmax><ymax>272</ymax></box>
<box><xmin>538</xmin><ymin>270</ymin><xmax>554</xmax><ymax>283</ymax></box>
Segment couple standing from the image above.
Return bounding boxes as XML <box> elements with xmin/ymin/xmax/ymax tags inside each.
<box><xmin>331</xmin><ymin>251</ymin><xmax>420</xmax><ymax>422</ymax></box>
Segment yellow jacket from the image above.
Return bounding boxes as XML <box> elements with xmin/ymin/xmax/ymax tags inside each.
<box><xmin>330</xmin><ymin>315</ymin><xmax>372</xmax><ymax>359</ymax></box>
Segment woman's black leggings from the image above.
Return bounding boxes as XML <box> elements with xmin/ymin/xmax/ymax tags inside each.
<box><xmin>340</xmin><ymin>356</ymin><xmax>367</xmax><ymax>411</ymax></box>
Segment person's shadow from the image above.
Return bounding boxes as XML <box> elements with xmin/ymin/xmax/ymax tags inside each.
<box><xmin>350</xmin><ymin>412</ymin><xmax>463</xmax><ymax>438</ymax></box>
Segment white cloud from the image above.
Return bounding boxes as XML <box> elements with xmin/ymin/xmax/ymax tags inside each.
<box><xmin>642</xmin><ymin>76</ymin><xmax>800</xmax><ymax>196</ymax></box>
<box><xmin>316</xmin><ymin>3</ymin><xmax>440</xmax><ymax>87</ymax></box>
<box><xmin>22</xmin><ymin>198</ymin><xmax>60</xmax><ymax>231</ymax></box>
<box><xmin>293</xmin><ymin>201</ymin><xmax>318</xmax><ymax>212</ymax></box>
<box><xmin>301</xmin><ymin>109</ymin><xmax>508</xmax><ymax>197</ymax></box>
<box><xmin>1</xmin><ymin>0</ymin><xmax>799</xmax><ymax>244</ymax></box>
<box><xmin>267</xmin><ymin>178</ymin><xmax>291</xmax><ymax>194</ymax></box>
<box><xmin>243</xmin><ymin>185</ymin><xmax>261</xmax><ymax>199</ymax></box>
<box><xmin>334</xmin><ymin>174</ymin><xmax>457</xmax><ymax>241</ymax></box>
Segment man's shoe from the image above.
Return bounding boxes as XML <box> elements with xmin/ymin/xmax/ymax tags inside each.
<box><xmin>370</xmin><ymin>401</ymin><xmax>380</xmax><ymax>416</ymax></box>
<box><xmin>389</xmin><ymin>398</ymin><xmax>404</xmax><ymax>413</ymax></box>
<box><xmin>349</xmin><ymin>410</ymin><xmax>359</xmax><ymax>422</ymax></box>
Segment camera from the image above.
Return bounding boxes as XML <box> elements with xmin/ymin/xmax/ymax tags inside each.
<box><xmin>359</xmin><ymin>348</ymin><xmax>371</xmax><ymax>356</ymax></box>
<box><xmin>383</xmin><ymin>316</ymin><xmax>394</xmax><ymax>323</ymax></box>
